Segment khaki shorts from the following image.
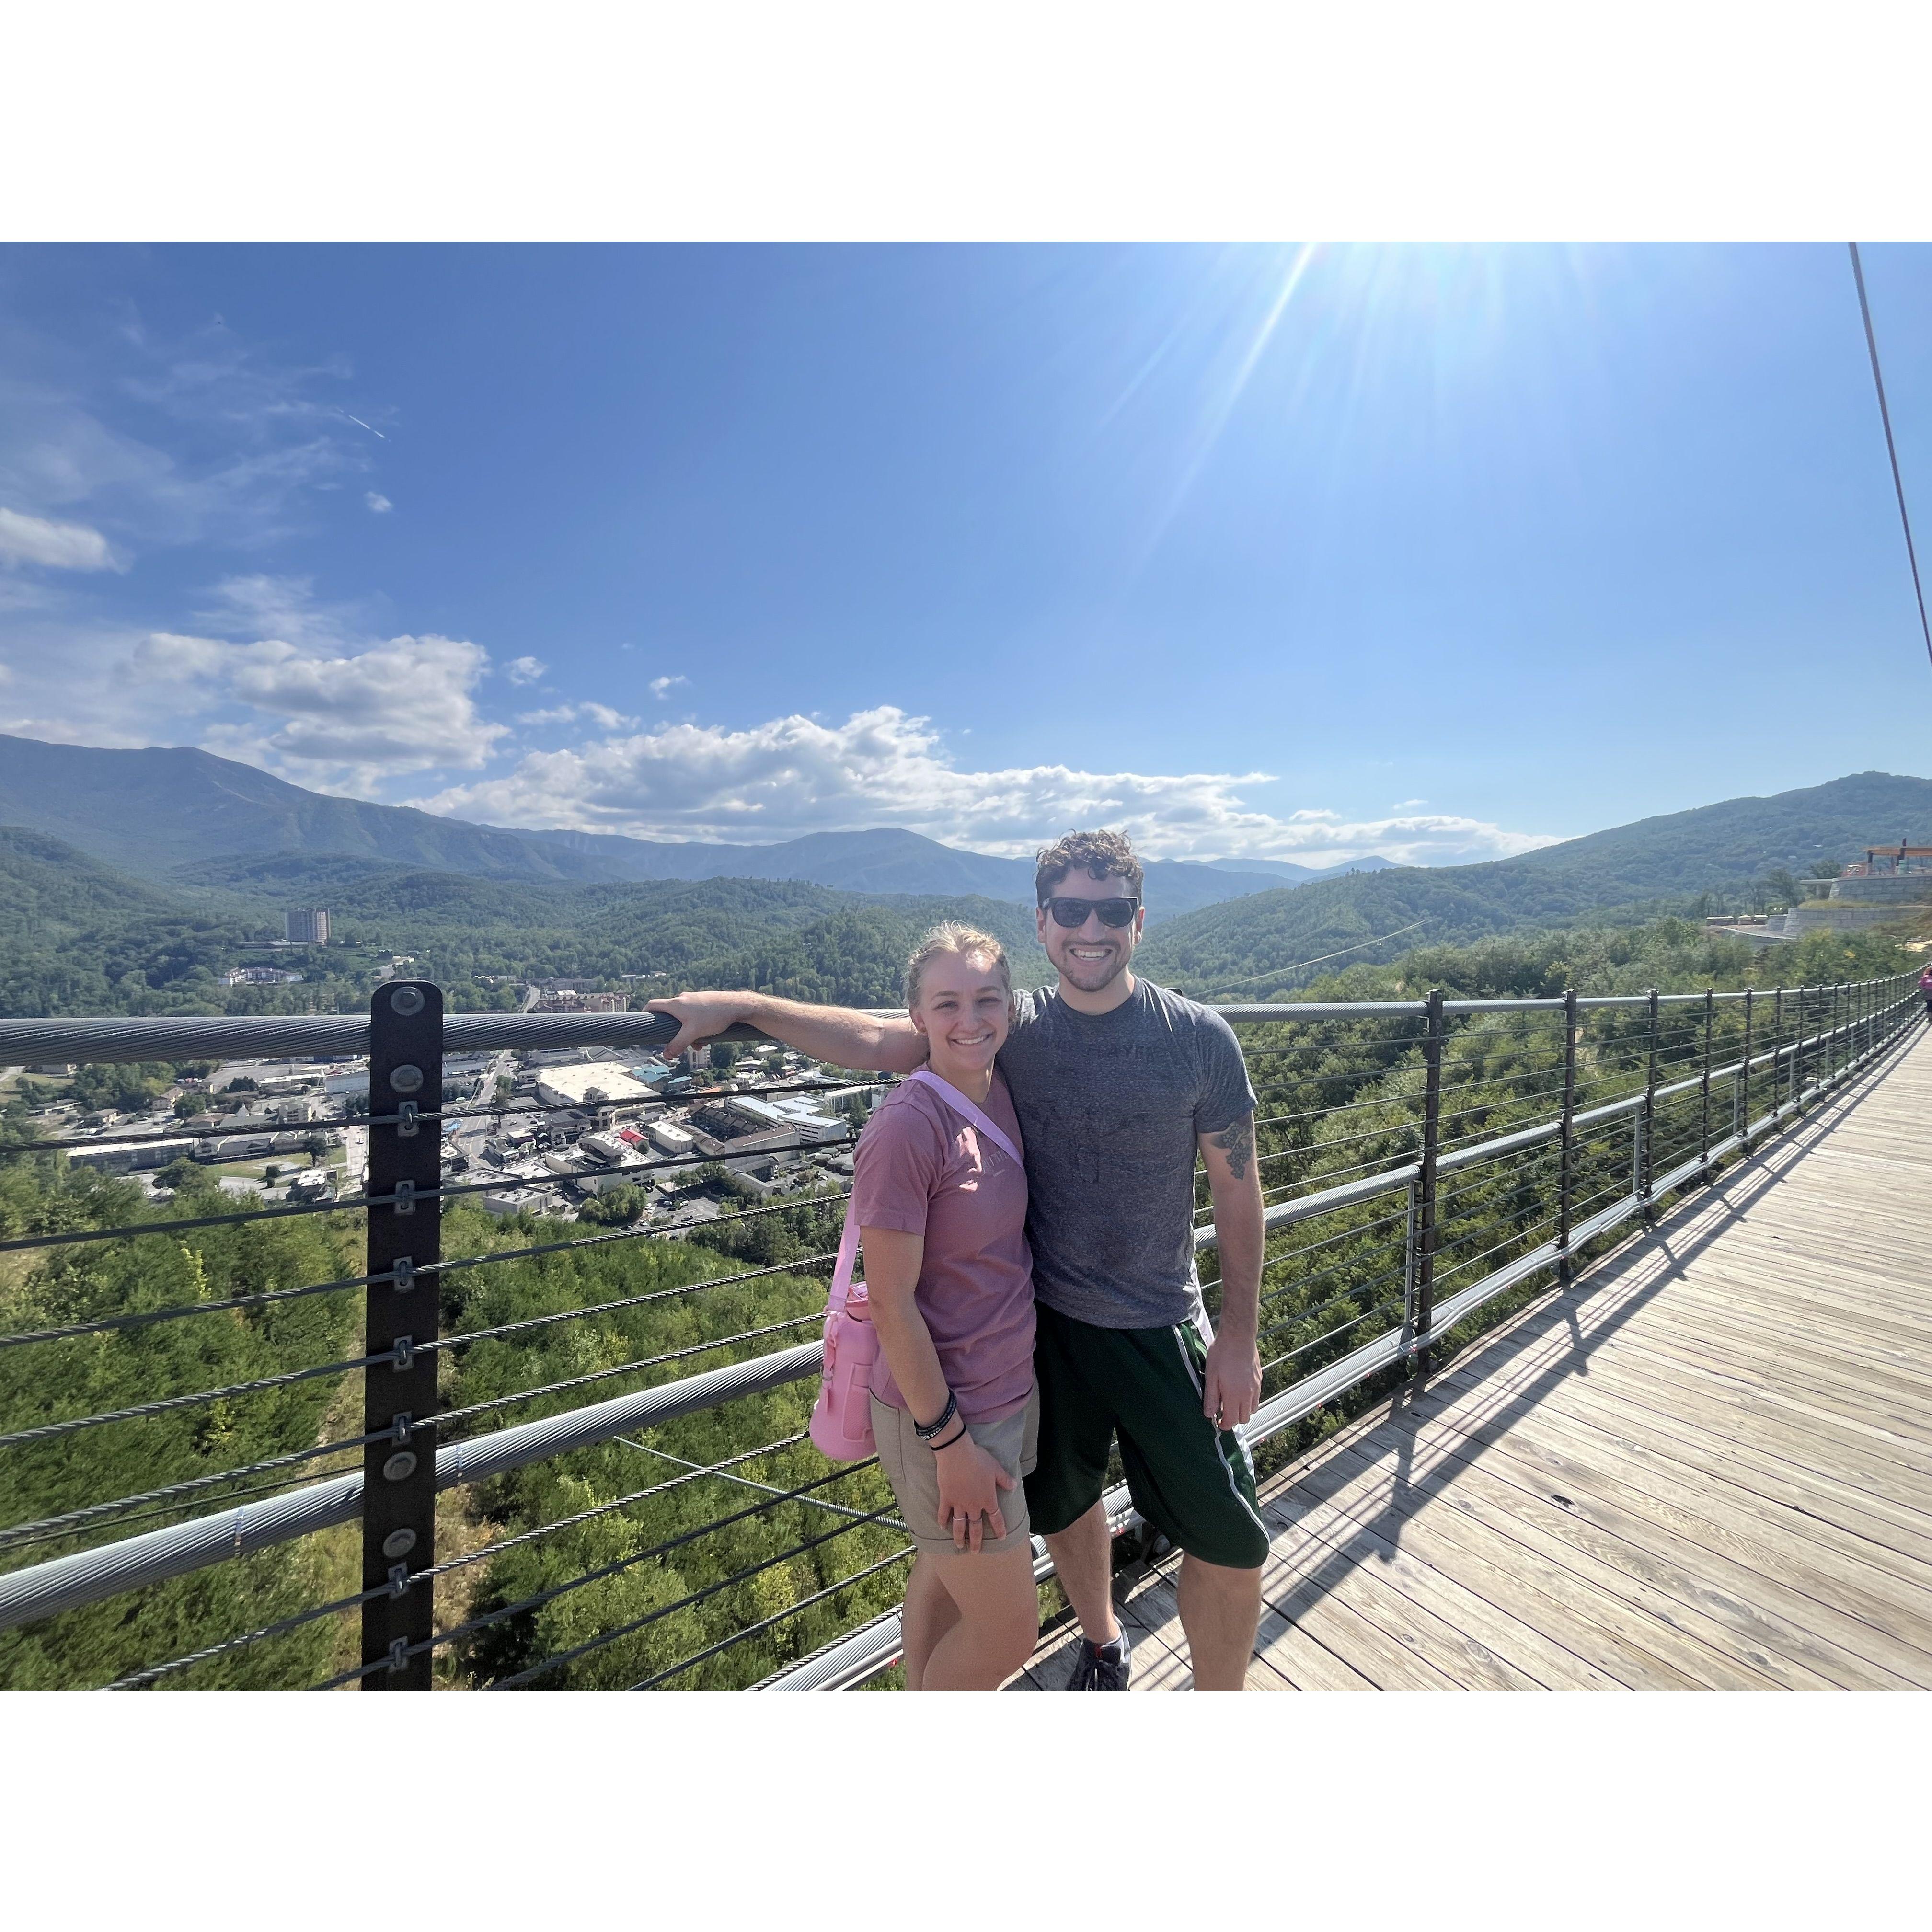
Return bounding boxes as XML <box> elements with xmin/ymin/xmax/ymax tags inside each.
<box><xmin>871</xmin><ymin>1384</ymin><xmax>1039</xmax><ymax>1557</ymax></box>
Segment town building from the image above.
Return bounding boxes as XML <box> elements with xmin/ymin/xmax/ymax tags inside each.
<box><xmin>66</xmin><ymin>1138</ymin><xmax>196</xmax><ymax>1174</ymax></box>
<box><xmin>285</xmin><ymin>908</ymin><xmax>331</xmax><ymax>945</ymax></box>
<box><xmin>533</xmin><ymin>1061</ymin><xmax>660</xmax><ymax>1109</ymax></box>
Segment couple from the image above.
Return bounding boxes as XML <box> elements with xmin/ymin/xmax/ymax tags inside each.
<box><xmin>653</xmin><ymin>829</ymin><xmax>1269</xmax><ymax>1690</ymax></box>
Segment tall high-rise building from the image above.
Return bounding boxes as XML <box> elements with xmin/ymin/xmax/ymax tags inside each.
<box><xmin>285</xmin><ymin>908</ymin><xmax>331</xmax><ymax>945</ymax></box>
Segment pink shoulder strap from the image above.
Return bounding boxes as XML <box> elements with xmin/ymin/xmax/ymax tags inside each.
<box><xmin>906</xmin><ymin>1069</ymin><xmax>1024</xmax><ymax>1168</ymax></box>
<box><xmin>826</xmin><ymin>1191</ymin><xmax>862</xmax><ymax>1317</ymax></box>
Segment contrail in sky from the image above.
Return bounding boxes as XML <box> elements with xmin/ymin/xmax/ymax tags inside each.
<box><xmin>344</xmin><ymin>413</ymin><xmax>386</xmax><ymax>438</ymax></box>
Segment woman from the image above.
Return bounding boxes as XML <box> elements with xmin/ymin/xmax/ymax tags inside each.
<box><xmin>852</xmin><ymin>922</ymin><xmax>1039</xmax><ymax>1690</ymax></box>
<box><xmin>1920</xmin><ymin>962</ymin><xmax>1932</xmax><ymax>1025</ymax></box>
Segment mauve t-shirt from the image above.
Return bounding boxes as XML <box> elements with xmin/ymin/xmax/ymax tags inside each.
<box><xmin>852</xmin><ymin>1073</ymin><xmax>1035</xmax><ymax>1424</ymax></box>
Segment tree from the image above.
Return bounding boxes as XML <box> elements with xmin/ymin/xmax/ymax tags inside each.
<box><xmin>579</xmin><ymin>1185</ymin><xmax>647</xmax><ymax>1226</ymax></box>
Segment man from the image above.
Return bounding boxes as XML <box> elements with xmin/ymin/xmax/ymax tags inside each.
<box><xmin>650</xmin><ymin>829</ymin><xmax>1268</xmax><ymax>1689</ymax></box>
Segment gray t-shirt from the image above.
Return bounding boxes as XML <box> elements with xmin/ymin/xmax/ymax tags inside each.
<box><xmin>996</xmin><ymin>978</ymin><xmax>1257</xmax><ymax>1329</ymax></box>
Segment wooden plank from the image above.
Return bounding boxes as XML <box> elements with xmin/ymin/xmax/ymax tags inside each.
<box><xmin>1443</xmin><ymin>1398</ymin><xmax>1932</xmax><ymax>1649</ymax></box>
<box><xmin>1523</xmin><ymin>1375</ymin><xmax>1932</xmax><ymax>1578</ymax></box>
<box><xmin>1274</xmin><ymin>1398</ymin><xmax>1883</xmax><ymax>1688</ymax></box>
<box><xmin>1285</xmin><ymin>1438</ymin><xmax>1773</xmax><ymax>1690</ymax></box>
<box><xmin>1265</xmin><ymin>1481</ymin><xmax>1631</xmax><ymax>1688</ymax></box>
<box><xmin>1259</xmin><ymin>1518</ymin><xmax>1542</xmax><ymax>1690</ymax></box>
<box><xmin>1251</xmin><ymin>1604</ymin><xmax>1377</xmax><ymax>1691</ymax></box>
<box><xmin>1420</xmin><ymin>1319</ymin><xmax>1932</xmax><ymax>1513</ymax></box>
<box><xmin>1415</xmin><ymin>1425</ymin><xmax>1932</xmax><ymax>1686</ymax></box>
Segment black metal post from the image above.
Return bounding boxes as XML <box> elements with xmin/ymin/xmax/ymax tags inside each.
<box><xmin>1738</xmin><ymin>986</ymin><xmax>1754</xmax><ymax>1147</ymax></box>
<box><xmin>1557</xmin><ymin>989</ymin><xmax>1577</xmax><ymax>1286</ymax></box>
<box><xmin>1639</xmin><ymin>988</ymin><xmax>1659</xmax><ymax>1223</ymax></box>
<box><xmin>1410</xmin><ymin>988</ymin><xmax>1445</xmax><ymax>1379</ymax></box>
<box><xmin>1787</xmin><ymin>986</ymin><xmax>1797</xmax><ymax>1108</ymax></box>
<box><xmin>362</xmin><ymin>980</ymin><xmax>443</xmax><ymax>1689</ymax></box>
<box><xmin>1773</xmin><ymin>986</ymin><xmax>1785</xmax><ymax>1118</ymax></box>
<box><xmin>1699</xmin><ymin>988</ymin><xmax>1714</xmax><ymax>1176</ymax></box>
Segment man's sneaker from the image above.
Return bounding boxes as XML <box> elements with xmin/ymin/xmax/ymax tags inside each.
<box><xmin>1066</xmin><ymin>1628</ymin><xmax>1132</xmax><ymax>1690</ymax></box>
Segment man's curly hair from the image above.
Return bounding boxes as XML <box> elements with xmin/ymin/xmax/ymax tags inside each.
<box><xmin>1034</xmin><ymin>828</ymin><xmax>1145</xmax><ymax>906</ymax></box>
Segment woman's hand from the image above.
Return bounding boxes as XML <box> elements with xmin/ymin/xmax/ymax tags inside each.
<box><xmin>933</xmin><ymin>1432</ymin><xmax>1017</xmax><ymax>1554</ymax></box>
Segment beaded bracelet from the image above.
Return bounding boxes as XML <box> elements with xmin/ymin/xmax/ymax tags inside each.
<box><xmin>912</xmin><ymin>1391</ymin><xmax>958</xmax><ymax>1442</ymax></box>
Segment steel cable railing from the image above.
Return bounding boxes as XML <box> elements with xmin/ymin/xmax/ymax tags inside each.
<box><xmin>0</xmin><ymin>973</ymin><xmax>1918</xmax><ymax>1691</ymax></box>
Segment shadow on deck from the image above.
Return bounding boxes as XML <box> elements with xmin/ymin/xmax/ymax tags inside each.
<box><xmin>1012</xmin><ymin>1029</ymin><xmax>1932</xmax><ymax>1690</ymax></box>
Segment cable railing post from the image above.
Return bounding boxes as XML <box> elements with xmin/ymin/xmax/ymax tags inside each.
<box><xmin>1401</xmin><ymin>1176</ymin><xmax>1418</xmax><ymax>1352</ymax></box>
<box><xmin>1773</xmin><ymin>986</ymin><xmax>1785</xmax><ymax>1119</ymax></box>
<box><xmin>1557</xmin><ymin>988</ymin><xmax>1577</xmax><ymax>1287</ymax></box>
<box><xmin>1639</xmin><ymin>987</ymin><xmax>1659</xmax><ymax>1223</ymax></box>
<box><xmin>1410</xmin><ymin>988</ymin><xmax>1445</xmax><ymax>1380</ymax></box>
<box><xmin>361</xmin><ymin>979</ymin><xmax>443</xmax><ymax>1690</ymax></box>
<box><xmin>1699</xmin><ymin>986</ymin><xmax>1714</xmax><ymax>1178</ymax></box>
<box><xmin>1737</xmin><ymin>986</ymin><xmax>1753</xmax><ymax>1144</ymax></box>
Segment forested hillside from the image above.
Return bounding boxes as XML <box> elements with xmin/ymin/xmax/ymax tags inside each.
<box><xmin>0</xmin><ymin>829</ymin><xmax>1056</xmax><ymax>1017</ymax></box>
<box><xmin>1139</xmin><ymin>769</ymin><xmax>1932</xmax><ymax>994</ymax></box>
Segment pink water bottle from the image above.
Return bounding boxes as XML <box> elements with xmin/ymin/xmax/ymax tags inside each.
<box><xmin>809</xmin><ymin>1198</ymin><xmax>880</xmax><ymax>1459</ymax></box>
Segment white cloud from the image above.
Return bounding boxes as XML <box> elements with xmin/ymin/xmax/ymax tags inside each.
<box><xmin>365</xmin><ymin>491</ymin><xmax>393</xmax><ymax>514</ymax></box>
<box><xmin>504</xmin><ymin>656</ymin><xmax>547</xmax><ymax>685</ymax></box>
<box><xmin>415</xmin><ymin>704</ymin><xmax>1556</xmax><ymax>865</ymax></box>
<box><xmin>517</xmin><ymin>702</ymin><xmax>639</xmax><ymax>731</ymax></box>
<box><xmin>649</xmin><ymin>674</ymin><xmax>689</xmax><ymax>700</ymax></box>
<box><xmin>0</xmin><ymin>506</ymin><xmax>120</xmax><ymax>571</ymax></box>
<box><xmin>127</xmin><ymin>585</ymin><xmax>507</xmax><ymax>791</ymax></box>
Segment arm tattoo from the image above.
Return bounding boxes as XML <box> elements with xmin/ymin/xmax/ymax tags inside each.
<box><xmin>1209</xmin><ymin>1116</ymin><xmax>1254</xmax><ymax>1182</ymax></box>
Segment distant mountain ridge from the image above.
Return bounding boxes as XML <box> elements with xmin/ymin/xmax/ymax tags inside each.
<box><xmin>0</xmin><ymin>735</ymin><xmax>1285</xmax><ymax>920</ymax></box>
<box><xmin>1137</xmin><ymin>770</ymin><xmax>1932</xmax><ymax>993</ymax></box>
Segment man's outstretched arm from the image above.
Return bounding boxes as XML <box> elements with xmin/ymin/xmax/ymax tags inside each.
<box><xmin>645</xmin><ymin>990</ymin><xmax>930</xmax><ymax>1075</ymax></box>
<box><xmin>1197</xmin><ymin>1112</ymin><xmax>1265</xmax><ymax>1429</ymax></box>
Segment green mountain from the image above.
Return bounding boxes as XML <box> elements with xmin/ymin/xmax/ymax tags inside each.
<box><xmin>1138</xmin><ymin>770</ymin><xmax>1932</xmax><ymax>994</ymax></box>
<box><xmin>0</xmin><ymin>735</ymin><xmax>1280</xmax><ymax>918</ymax></box>
<box><xmin>0</xmin><ymin>827</ymin><xmax>1059</xmax><ymax>1017</ymax></box>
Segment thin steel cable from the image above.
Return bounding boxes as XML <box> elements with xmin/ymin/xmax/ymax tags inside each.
<box><xmin>410</xmin><ymin>1431</ymin><xmax>816</xmax><ymax>1584</ymax></box>
<box><xmin>499</xmin><ymin>1502</ymin><xmax>903</xmax><ymax>1690</ymax></box>
<box><xmin>0</xmin><ymin>1110</ymin><xmax>412</xmax><ymax>1157</ymax></box>
<box><xmin>315</xmin><ymin>1457</ymin><xmax>883</xmax><ymax>1688</ymax></box>
<box><xmin>1185</xmin><ymin>919</ymin><xmax>1430</xmax><ymax>994</ymax></box>
<box><xmin>627</xmin><ymin>1544</ymin><xmax>916</xmax><ymax>1691</ymax></box>
<box><xmin>106</xmin><ymin>1581</ymin><xmax>388</xmax><ymax>1689</ymax></box>
<box><xmin>422</xmin><ymin>1188</ymin><xmax>850</xmax><ymax>1284</ymax></box>
<box><xmin>0</xmin><ymin>1426</ymin><xmax>391</xmax><ymax>1550</ymax></box>
<box><xmin>616</xmin><ymin>1436</ymin><xmax>902</xmax><ymax>1529</ymax></box>
<box><xmin>1261</xmin><ymin>1297</ymin><xmax>1401</xmax><ymax>1375</ymax></box>
<box><xmin>1849</xmin><ymin>242</ymin><xmax>1932</xmax><ymax>679</ymax></box>
<box><xmin>428</xmin><ymin>1309</ymin><xmax>827</xmax><ymax>1437</ymax></box>
<box><xmin>426</xmin><ymin>1251</ymin><xmax>840</xmax><ymax>1356</ymax></box>
<box><xmin>0</xmin><ymin>1347</ymin><xmax>383</xmax><ymax>1451</ymax></box>
<box><xmin>0</xmin><ymin>1266</ymin><xmax>393</xmax><ymax>1351</ymax></box>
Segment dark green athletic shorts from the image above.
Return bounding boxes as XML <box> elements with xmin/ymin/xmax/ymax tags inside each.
<box><xmin>1026</xmin><ymin>1301</ymin><xmax>1270</xmax><ymax>1572</ymax></box>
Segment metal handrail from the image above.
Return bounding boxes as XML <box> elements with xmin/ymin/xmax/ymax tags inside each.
<box><xmin>0</xmin><ymin>973</ymin><xmax>1920</xmax><ymax>1683</ymax></box>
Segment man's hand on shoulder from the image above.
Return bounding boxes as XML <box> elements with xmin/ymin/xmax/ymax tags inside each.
<box><xmin>646</xmin><ymin>992</ymin><xmax>753</xmax><ymax>1058</ymax></box>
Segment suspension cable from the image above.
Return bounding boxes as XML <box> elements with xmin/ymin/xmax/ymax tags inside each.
<box><xmin>1849</xmin><ymin>242</ymin><xmax>1932</xmax><ymax>679</ymax></box>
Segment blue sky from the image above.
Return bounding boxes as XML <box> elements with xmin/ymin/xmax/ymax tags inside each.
<box><xmin>1</xmin><ymin>242</ymin><xmax>1927</xmax><ymax>866</ymax></box>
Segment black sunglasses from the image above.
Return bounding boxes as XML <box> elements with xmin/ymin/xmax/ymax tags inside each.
<box><xmin>1042</xmin><ymin>896</ymin><xmax>1141</xmax><ymax>929</ymax></box>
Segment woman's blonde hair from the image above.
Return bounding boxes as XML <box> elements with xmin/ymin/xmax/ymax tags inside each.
<box><xmin>903</xmin><ymin>921</ymin><xmax>1012</xmax><ymax>1009</ymax></box>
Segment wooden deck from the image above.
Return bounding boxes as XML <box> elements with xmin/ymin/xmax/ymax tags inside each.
<box><xmin>1014</xmin><ymin>1026</ymin><xmax>1932</xmax><ymax>1691</ymax></box>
